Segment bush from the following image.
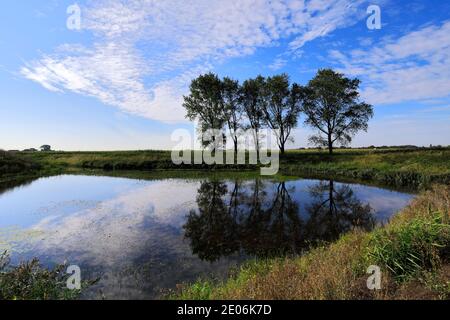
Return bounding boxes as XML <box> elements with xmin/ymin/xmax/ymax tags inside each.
<box><xmin>0</xmin><ymin>252</ymin><xmax>94</xmax><ymax>300</ymax></box>
<box><xmin>0</xmin><ymin>151</ymin><xmax>40</xmax><ymax>175</ymax></box>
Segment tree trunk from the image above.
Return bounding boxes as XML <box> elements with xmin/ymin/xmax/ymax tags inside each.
<box><xmin>328</xmin><ymin>134</ymin><xmax>333</xmax><ymax>155</ymax></box>
<box><xmin>233</xmin><ymin>137</ymin><xmax>238</xmax><ymax>156</ymax></box>
<box><xmin>256</xmin><ymin>144</ymin><xmax>260</xmax><ymax>162</ymax></box>
<box><xmin>254</xmin><ymin>129</ymin><xmax>260</xmax><ymax>162</ymax></box>
<box><xmin>211</xmin><ymin>135</ymin><xmax>216</xmax><ymax>157</ymax></box>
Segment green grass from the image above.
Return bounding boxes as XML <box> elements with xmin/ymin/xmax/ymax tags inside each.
<box><xmin>283</xmin><ymin>148</ymin><xmax>450</xmax><ymax>176</ymax></box>
<box><xmin>365</xmin><ymin>214</ymin><xmax>449</xmax><ymax>282</ymax></box>
<box><xmin>0</xmin><ymin>150</ymin><xmax>41</xmax><ymax>176</ymax></box>
<box><xmin>11</xmin><ymin>147</ymin><xmax>450</xmax><ymax>189</ymax></box>
<box><xmin>281</xmin><ymin>148</ymin><xmax>450</xmax><ymax>188</ymax></box>
<box><xmin>15</xmin><ymin>147</ymin><xmax>450</xmax><ymax>190</ymax></box>
<box><xmin>173</xmin><ymin>185</ymin><xmax>450</xmax><ymax>300</ymax></box>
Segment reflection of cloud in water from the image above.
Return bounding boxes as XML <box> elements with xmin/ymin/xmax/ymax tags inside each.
<box><xmin>348</xmin><ymin>186</ymin><xmax>413</xmax><ymax>221</ymax></box>
<box><xmin>0</xmin><ymin>226</ymin><xmax>44</xmax><ymax>253</ymax></box>
<box><xmin>12</xmin><ymin>180</ymin><xmax>234</xmax><ymax>299</ymax></box>
<box><xmin>25</xmin><ymin>180</ymin><xmax>200</xmax><ymax>267</ymax></box>
<box><xmin>33</xmin><ymin>200</ymin><xmax>101</xmax><ymax>217</ymax></box>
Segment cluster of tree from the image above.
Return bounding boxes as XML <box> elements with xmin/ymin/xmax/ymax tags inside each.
<box><xmin>183</xmin><ymin>69</ymin><xmax>374</xmax><ymax>155</ymax></box>
<box><xmin>22</xmin><ymin>145</ymin><xmax>51</xmax><ymax>152</ymax></box>
<box><xmin>184</xmin><ymin>179</ymin><xmax>375</xmax><ymax>262</ymax></box>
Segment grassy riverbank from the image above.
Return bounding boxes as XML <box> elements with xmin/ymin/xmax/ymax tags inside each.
<box><xmin>174</xmin><ymin>185</ymin><xmax>450</xmax><ymax>300</ymax></box>
<box><xmin>282</xmin><ymin>148</ymin><xmax>450</xmax><ymax>189</ymax></box>
<box><xmin>12</xmin><ymin>147</ymin><xmax>450</xmax><ymax>189</ymax></box>
<box><xmin>0</xmin><ymin>151</ymin><xmax>41</xmax><ymax>176</ymax></box>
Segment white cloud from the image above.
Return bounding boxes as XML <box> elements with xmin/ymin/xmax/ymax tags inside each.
<box><xmin>22</xmin><ymin>0</ymin><xmax>370</xmax><ymax>122</ymax></box>
<box><xmin>268</xmin><ymin>57</ymin><xmax>288</xmax><ymax>70</ymax></box>
<box><xmin>329</xmin><ymin>20</ymin><xmax>450</xmax><ymax>105</ymax></box>
<box><xmin>288</xmin><ymin>0</ymin><xmax>368</xmax><ymax>50</ymax></box>
<box><xmin>18</xmin><ymin>179</ymin><xmax>200</xmax><ymax>267</ymax></box>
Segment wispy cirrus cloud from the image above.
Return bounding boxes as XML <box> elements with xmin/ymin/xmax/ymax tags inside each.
<box><xmin>329</xmin><ymin>20</ymin><xmax>450</xmax><ymax>105</ymax></box>
<box><xmin>287</xmin><ymin>0</ymin><xmax>368</xmax><ymax>51</ymax></box>
<box><xmin>268</xmin><ymin>57</ymin><xmax>288</xmax><ymax>71</ymax></box>
<box><xmin>22</xmin><ymin>0</ymin><xmax>371</xmax><ymax>122</ymax></box>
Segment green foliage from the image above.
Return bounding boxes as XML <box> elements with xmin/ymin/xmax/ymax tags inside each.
<box><xmin>183</xmin><ymin>73</ymin><xmax>227</xmax><ymax>148</ymax></box>
<box><xmin>40</xmin><ymin>145</ymin><xmax>52</xmax><ymax>152</ymax></box>
<box><xmin>0</xmin><ymin>252</ymin><xmax>91</xmax><ymax>300</ymax></box>
<box><xmin>260</xmin><ymin>74</ymin><xmax>303</xmax><ymax>154</ymax></box>
<box><xmin>0</xmin><ymin>150</ymin><xmax>41</xmax><ymax>176</ymax></box>
<box><xmin>302</xmin><ymin>69</ymin><xmax>373</xmax><ymax>154</ymax></box>
<box><xmin>183</xmin><ymin>72</ymin><xmax>303</xmax><ymax>154</ymax></box>
<box><xmin>241</xmin><ymin>76</ymin><xmax>266</xmax><ymax>153</ymax></box>
<box><xmin>222</xmin><ymin>77</ymin><xmax>243</xmax><ymax>153</ymax></box>
<box><xmin>365</xmin><ymin>213</ymin><xmax>450</xmax><ymax>282</ymax></box>
<box><xmin>174</xmin><ymin>280</ymin><xmax>214</xmax><ymax>300</ymax></box>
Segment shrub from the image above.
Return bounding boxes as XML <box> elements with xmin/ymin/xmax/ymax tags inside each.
<box><xmin>0</xmin><ymin>151</ymin><xmax>40</xmax><ymax>175</ymax></box>
<box><xmin>0</xmin><ymin>252</ymin><xmax>94</xmax><ymax>300</ymax></box>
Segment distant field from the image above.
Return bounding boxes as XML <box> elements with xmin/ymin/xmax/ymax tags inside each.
<box><xmin>1</xmin><ymin>147</ymin><xmax>449</xmax><ymax>189</ymax></box>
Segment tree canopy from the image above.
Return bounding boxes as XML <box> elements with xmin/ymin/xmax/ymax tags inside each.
<box><xmin>261</xmin><ymin>74</ymin><xmax>303</xmax><ymax>154</ymax></box>
<box><xmin>183</xmin><ymin>69</ymin><xmax>373</xmax><ymax>156</ymax></box>
<box><xmin>40</xmin><ymin>145</ymin><xmax>52</xmax><ymax>152</ymax></box>
<box><xmin>222</xmin><ymin>77</ymin><xmax>243</xmax><ymax>154</ymax></box>
<box><xmin>302</xmin><ymin>69</ymin><xmax>373</xmax><ymax>154</ymax></box>
<box><xmin>241</xmin><ymin>76</ymin><xmax>266</xmax><ymax>157</ymax></box>
<box><xmin>183</xmin><ymin>73</ymin><xmax>226</xmax><ymax>149</ymax></box>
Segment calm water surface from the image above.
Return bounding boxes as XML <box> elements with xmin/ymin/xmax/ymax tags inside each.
<box><xmin>0</xmin><ymin>175</ymin><xmax>414</xmax><ymax>299</ymax></box>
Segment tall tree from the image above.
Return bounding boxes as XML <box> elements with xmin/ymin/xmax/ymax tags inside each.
<box><xmin>222</xmin><ymin>77</ymin><xmax>243</xmax><ymax>154</ymax></box>
<box><xmin>241</xmin><ymin>76</ymin><xmax>265</xmax><ymax>159</ymax></box>
<box><xmin>302</xmin><ymin>69</ymin><xmax>374</xmax><ymax>154</ymax></box>
<box><xmin>183</xmin><ymin>73</ymin><xmax>226</xmax><ymax>149</ymax></box>
<box><xmin>261</xmin><ymin>74</ymin><xmax>303</xmax><ymax>154</ymax></box>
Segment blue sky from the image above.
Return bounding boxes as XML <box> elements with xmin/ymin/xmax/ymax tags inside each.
<box><xmin>1</xmin><ymin>0</ymin><xmax>450</xmax><ymax>151</ymax></box>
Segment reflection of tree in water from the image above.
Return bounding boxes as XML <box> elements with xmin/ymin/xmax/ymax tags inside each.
<box><xmin>184</xmin><ymin>181</ymin><xmax>240</xmax><ymax>262</ymax></box>
<box><xmin>304</xmin><ymin>180</ymin><xmax>375</xmax><ymax>244</ymax></box>
<box><xmin>240</xmin><ymin>181</ymin><xmax>303</xmax><ymax>257</ymax></box>
<box><xmin>0</xmin><ymin>176</ymin><xmax>38</xmax><ymax>196</ymax></box>
<box><xmin>184</xmin><ymin>179</ymin><xmax>375</xmax><ymax>262</ymax></box>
